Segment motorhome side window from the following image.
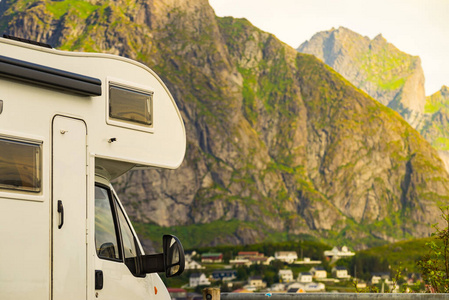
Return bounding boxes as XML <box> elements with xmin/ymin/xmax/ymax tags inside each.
<box><xmin>109</xmin><ymin>85</ymin><xmax>153</xmax><ymax>126</ymax></box>
<box><xmin>0</xmin><ymin>137</ymin><xmax>41</xmax><ymax>192</ymax></box>
<box><xmin>95</xmin><ymin>186</ymin><xmax>121</xmax><ymax>260</ymax></box>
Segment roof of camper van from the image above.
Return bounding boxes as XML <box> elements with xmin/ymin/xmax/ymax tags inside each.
<box><xmin>0</xmin><ymin>37</ymin><xmax>186</xmax><ymax>173</ymax></box>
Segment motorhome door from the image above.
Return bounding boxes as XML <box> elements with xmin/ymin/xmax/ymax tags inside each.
<box><xmin>52</xmin><ymin>116</ymin><xmax>87</xmax><ymax>299</ymax></box>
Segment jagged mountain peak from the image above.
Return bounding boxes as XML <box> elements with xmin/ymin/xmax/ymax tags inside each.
<box><xmin>298</xmin><ymin>27</ymin><xmax>426</xmax><ymax>129</ymax></box>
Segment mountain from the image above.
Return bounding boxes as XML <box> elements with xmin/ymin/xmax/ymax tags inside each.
<box><xmin>297</xmin><ymin>27</ymin><xmax>426</xmax><ymax>129</ymax></box>
<box><xmin>421</xmin><ymin>86</ymin><xmax>449</xmax><ymax>169</ymax></box>
<box><xmin>2</xmin><ymin>0</ymin><xmax>449</xmax><ymax>249</ymax></box>
<box><xmin>422</xmin><ymin>86</ymin><xmax>449</xmax><ymax>149</ymax></box>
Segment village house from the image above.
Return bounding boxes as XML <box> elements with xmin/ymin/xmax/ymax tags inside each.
<box><xmin>184</xmin><ymin>251</ymin><xmax>204</xmax><ymax>270</ymax></box>
<box><xmin>185</xmin><ymin>259</ymin><xmax>205</xmax><ymax>270</ymax></box>
<box><xmin>298</xmin><ymin>272</ymin><xmax>313</xmax><ymax>283</ymax></box>
<box><xmin>247</xmin><ymin>275</ymin><xmax>267</xmax><ymax>290</ymax></box>
<box><xmin>278</xmin><ymin>269</ymin><xmax>294</xmax><ymax>283</ymax></box>
<box><xmin>229</xmin><ymin>257</ymin><xmax>251</xmax><ymax>267</ymax></box>
<box><xmin>189</xmin><ymin>273</ymin><xmax>211</xmax><ymax>288</ymax></box>
<box><xmin>270</xmin><ymin>283</ymin><xmax>286</xmax><ymax>292</ymax></box>
<box><xmin>324</xmin><ymin>246</ymin><xmax>355</xmax><ymax>259</ymax></box>
<box><xmin>274</xmin><ymin>251</ymin><xmax>298</xmax><ymax>264</ymax></box>
<box><xmin>201</xmin><ymin>253</ymin><xmax>223</xmax><ymax>263</ymax></box>
<box><xmin>286</xmin><ymin>283</ymin><xmax>306</xmax><ymax>293</ymax></box>
<box><xmin>212</xmin><ymin>270</ymin><xmax>237</xmax><ymax>281</ymax></box>
<box><xmin>303</xmin><ymin>282</ymin><xmax>326</xmax><ymax>292</ymax></box>
<box><xmin>310</xmin><ymin>266</ymin><xmax>327</xmax><ymax>279</ymax></box>
<box><xmin>332</xmin><ymin>266</ymin><xmax>351</xmax><ymax>279</ymax></box>
<box><xmin>295</xmin><ymin>257</ymin><xmax>322</xmax><ymax>265</ymax></box>
<box><xmin>371</xmin><ymin>272</ymin><xmax>391</xmax><ymax>285</ymax></box>
<box><xmin>230</xmin><ymin>251</ymin><xmax>273</xmax><ymax>266</ymax></box>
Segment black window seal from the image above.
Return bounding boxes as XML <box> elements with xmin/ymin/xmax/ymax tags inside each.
<box><xmin>0</xmin><ymin>55</ymin><xmax>102</xmax><ymax>96</ymax></box>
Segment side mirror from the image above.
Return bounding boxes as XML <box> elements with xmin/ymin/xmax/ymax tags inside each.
<box><xmin>140</xmin><ymin>234</ymin><xmax>185</xmax><ymax>277</ymax></box>
<box><xmin>163</xmin><ymin>235</ymin><xmax>185</xmax><ymax>277</ymax></box>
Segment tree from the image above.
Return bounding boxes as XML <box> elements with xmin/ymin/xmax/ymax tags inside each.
<box><xmin>417</xmin><ymin>206</ymin><xmax>449</xmax><ymax>293</ymax></box>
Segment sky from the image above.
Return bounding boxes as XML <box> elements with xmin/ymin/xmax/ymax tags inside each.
<box><xmin>209</xmin><ymin>0</ymin><xmax>449</xmax><ymax>96</ymax></box>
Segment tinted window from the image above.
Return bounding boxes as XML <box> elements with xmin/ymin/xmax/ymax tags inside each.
<box><xmin>0</xmin><ymin>138</ymin><xmax>41</xmax><ymax>192</ymax></box>
<box><xmin>109</xmin><ymin>85</ymin><xmax>153</xmax><ymax>126</ymax></box>
<box><xmin>95</xmin><ymin>186</ymin><xmax>120</xmax><ymax>260</ymax></box>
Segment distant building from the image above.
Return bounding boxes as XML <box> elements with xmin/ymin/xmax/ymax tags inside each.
<box><xmin>247</xmin><ymin>275</ymin><xmax>267</xmax><ymax>290</ymax></box>
<box><xmin>332</xmin><ymin>266</ymin><xmax>351</xmax><ymax>279</ymax></box>
<box><xmin>230</xmin><ymin>251</ymin><xmax>272</xmax><ymax>266</ymax></box>
<box><xmin>286</xmin><ymin>283</ymin><xmax>306</xmax><ymax>293</ymax></box>
<box><xmin>229</xmin><ymin>258</ymin><xmax>251</xmax><ymax>267</ymax></box>
<box><xmin>212</xmin><ymin>270</ymin><xmax>237</xmax><ymax>281</ymax></box>
<box><xmin>303</xmin><ymin>282</ymin><xmax>326</xmax><ymax>292</ymax></box>
<box><xmin>324</xmin><ymin>246</ymin><xmax>355</xmax><ymax>259</ymax></box>
<box><xmin>294</xmin><ymin>257</ymin><xmax>321</xmax><ymax>265</ymax></box>
<box><xmin>278</xmin><ymin>269</ymin><xmax>294</xmax><ymax>283</ymax></box>
<box><xmin>237</xmin><ymin>251</ymin><xmax>263</xmax><ymax>258</ymax></box>
<box><xmin>298</xmin><ymin>272</ymin><xmax>313</xmax><ymax>283</ymax></box>
<box><xmin>270</xmin><ymin>283</ymin><xmax>286</xmax><ymax>292</ymax></box>
<box><xmin>185</xmin><ymin>259</ymin><xmax>205</xmax><ymax>270</ymax></box>
<box><xmin>274</xmin><ymin>251</ymin><xmax>298</xmax><ymax>263</ymax></box>
<box><xmin>189</xmin><ymin>273</ymin><xmax>211</xmax><ymax>287</ymax></box>
<box><xmin>201</xmin><ymin>253</ymin><xmax>223</xmax><ymax>263</ymax></box>
<box><xmin>371</xmin><ymin>272</ymin><xmax>391</xmax><ymax>285</ymax></box>
<box><xmin>310</xmin><ymin>266</ymin><xmax>327</xmax><ymax>279</ymax></box>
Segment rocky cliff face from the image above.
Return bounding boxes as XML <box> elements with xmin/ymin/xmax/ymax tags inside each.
<box><xmin>2</xmin><ymin>0</ymin><xmax>449</xmax><ymax>248</ymax></box>
<box><xmin>297</xmin><ymin>27</ymin><xmax>426</xmax><ymax>129</ymax></box>
<box><xmin>421</xmin><ymin>86</ymin><xmax>449</xmax><ymax>163</ymax></box>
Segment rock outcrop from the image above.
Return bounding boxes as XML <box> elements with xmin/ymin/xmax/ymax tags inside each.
<box><xmin>2</xmin><ymin>0</ymin><xmax>449</xmax><ymax>248</ymax></box>
<box><xmin>297</xmin><ymin>27</ymin><xmax>426</xmax><ymax>129</ymax></box>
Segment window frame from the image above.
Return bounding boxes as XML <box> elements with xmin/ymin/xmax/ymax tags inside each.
<box><xmin>94</xmin><ymin>183</ymin><xmax>146</xmax><ymax>278</ymax></box>
<box><xmin>0</xmin><ymin>135</ymin><xmax>42</xmax><ymax>193</ymax></box>
<box><xmin>106</xmin><ymin>78</ymin><xmax>155</xmax><ymax>133</ymax></box>
<box><xmin>94</xmin><ymin>183</ymin><xmax>123</xmax><ymax>263</ymax></box>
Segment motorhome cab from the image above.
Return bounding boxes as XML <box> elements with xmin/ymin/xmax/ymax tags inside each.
<box><xmin>0</xmin><ymin>36</ymin><xmax>186</xmax><ymax>300</ymax></box>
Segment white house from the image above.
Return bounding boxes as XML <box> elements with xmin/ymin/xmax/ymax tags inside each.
<box><xmin>229</xmin><ymin>258</ymin><xmax>251</xmax><ymax>267</ymax></box>
<box><xmin>295</xmin><ymin>257</ymin><xmax>322</xmax><ymax>265</ymax></box>
<box><xmin>247</xmin><ymin>276</ymin><xmax>267</xmax><ymax>290</ymax></box>
<box><xmin>332</xmin><ymin>266</ymin><xmax>351</xmax><ymax>279</ymax></box>
<box><xmin>298</xmin><ymin>272</ymin><xmax>313</xmax><ymax>283</ymax></box>
<box><xmin>185</xmin><ymin>260</ymin><xmax>205</xmax><ymax>270</ymax></box>
<box><xmin>270</xmin><ymin>283</ymin><xmax>286</xmax><ymax>292</ymax></box>
<box><xmin>185</xmin><ymin>250</ymin><xmax>205</xmax><ymax>270</ymax></box>
<box><xmin>286</xmin><ymin>283</ymin><xmax>306</xmax><ymax>293</ymax></box>
<box><xmin>304</xmin><ymin>282</ymin><xmax>326</xmax><ymax>292</ymax></box>
<box><xmin>274</xmin><ymin>251</ymin><xmax>298</xmax><ymax>264</ymax></box>
<box><xmin>278</xmin><ymin>269</ymin><xmax>294</xmax><ymax>283</ymax></box>
<box><xmin>189</xmin><ymin>273</ymin><xmax>211</xmax><ymax>287</ymax></box>
<box><xmin>371</xmin><ymin>272</ymin><xmax>391</xmax><ymax>285</ymax></box>
<box><xmin>310</xmin><ymin>266</ymin><xmax>327</xmax><ymax>279</ymax></box>
<box><xmin>324</xmin><ymin>246</ymin><xmax>355</xmax><ymax>259</ymax></box>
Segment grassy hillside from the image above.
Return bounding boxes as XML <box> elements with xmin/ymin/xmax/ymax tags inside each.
<box><xmin>350</xmin><ymin>237</ymin><xmax>436</xmax><ymax>281</ymax></box>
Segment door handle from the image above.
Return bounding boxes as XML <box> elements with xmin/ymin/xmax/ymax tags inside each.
<box><xmin>95</xmin><ymin>270</ymin><xmax>103</xmax><ymax>290</ymax></box>
<box><xmin>57</xmin><ymin>200</ymin><xmax>64</xmax><ymax>229</ymax></box>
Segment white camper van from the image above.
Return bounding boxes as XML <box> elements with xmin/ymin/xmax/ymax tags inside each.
<box><xmin>0</xmin><ymin>36</ymin><xmax>186</xmax><ymax>300</ymax></box>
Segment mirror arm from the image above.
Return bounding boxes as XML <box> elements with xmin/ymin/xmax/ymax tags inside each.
<box><xmin>141</xmin><ymin>253</ymin><xmax>165</xmax><ymax>274</ymax></box>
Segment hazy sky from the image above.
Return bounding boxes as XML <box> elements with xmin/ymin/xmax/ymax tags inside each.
<box><xmin>209</xmin><ymin>0</ymin><xmax>448</xmax><ymax>95</ymax></box>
